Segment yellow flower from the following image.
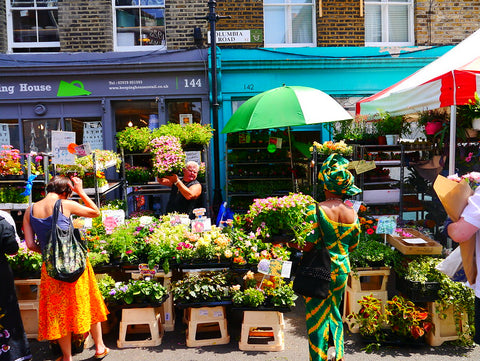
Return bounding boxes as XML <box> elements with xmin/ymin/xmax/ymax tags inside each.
<box><xmin>224</xmin><ymin>249</ymin><xmax>233</xmax><ymax>258</ymax></box>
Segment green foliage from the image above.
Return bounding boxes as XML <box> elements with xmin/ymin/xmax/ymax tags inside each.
<box><xmin>457</xmin><ymin>92</ymin><xmax>480</xmax><ymax>121</ymax></box>
<box><xmin>374</xmin><ymin>111</ymin><xmax>411</xmax><ymax>136</ymax></box>
<box><xmin>98</xmin><ymin>275</ymin><xmax>168</xmax><ymax>305</ymax></box>
<box><xmin>125</xmin><ymin>165</ymin><xmax>152</xmax><ymax>184</ymax></box>
<box><xmin>232</xmin><ymin>287</ymin><xmax>265</xmax><ymax>307</ymax></box>
<box><xmin>116</xmin><ymin>126</ymin><xmax>152</xmax><ymax>152</ymax></box>
<box><xmin>349</xmin><ymin>238</ymin><xmax>401</xmax><ymax>270</ymax></box>
<box><xmin>7</xmin><ymin>241</ymin><xmax>42</xmax><ymax>277</ymax></box>
<box><xmin>266</xmin><ymin>278</ymin><xmax>298</xmax><ymax>307</ymax></box>
<box><xmin>151</xmin><ymin>123</ymin><xmax>213</xmax><ymax>147</ymax></box>
<box><xmin>171</xmin><ymin>272</ymin><xmax>232</xmax><ymax>303</ymax></box>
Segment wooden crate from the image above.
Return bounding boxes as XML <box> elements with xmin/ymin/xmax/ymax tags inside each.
<box><xmin>387</xmin><ymin>228</ymin><xmax>442</xmax><ymax>255</ymax></box>
<box><xmin>426</xmin><ymin>301</ymin><xmax>468</xmax><ymax>346</ymax></box>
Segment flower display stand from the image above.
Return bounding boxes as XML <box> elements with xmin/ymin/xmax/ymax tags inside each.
<box><xmin>342</xmin><ymin>268</ymin><xmax>390</xmax><ymax>333</ymax></box>
<box><xmin>238</xmin><ymin>310</ymin><xmax>285</xmax><ymax>351</ymax></box>
<box><xmin>130</xmin><ymin>271</ymin><xmax>175</xmax><ymax>332</ymax></box>
<box><xmin>426</xmin><ymin>301</ymin><xmax>468</xmax><ymax>346</ymax></box>
<box><xmin>14</xmin><ymin>279</ymin><xmax>41</xmax><ymax>339</ymax></box>
<box><xmin>184</xmin><ymin>306</ymin><xmax>230</xmax><ymax>347</ymax></box>
<box><xmin>117</xmin><ymin>307</ymin><xmax>164</xmax><ymax>348</ymax></box>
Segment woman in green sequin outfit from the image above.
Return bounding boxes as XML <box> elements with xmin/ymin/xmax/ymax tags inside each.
<box><xmin>288</xmin><ymin>154</ymin><xmax>361</xmax><ymax>361</ymax></box>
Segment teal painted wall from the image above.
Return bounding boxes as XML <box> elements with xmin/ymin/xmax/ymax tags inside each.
<box><xmin>212</xmin><ymin>46</ymin><xmax>452</xmax><ymax>202</ymax></box>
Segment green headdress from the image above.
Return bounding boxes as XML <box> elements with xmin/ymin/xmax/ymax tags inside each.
<box><xmin>318</xmin><ymin>153</ymin><xmax>361</xmax><ymax>197</ymax></box>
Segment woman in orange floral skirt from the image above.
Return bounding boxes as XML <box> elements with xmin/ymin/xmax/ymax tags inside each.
<box><xmin>23</xmin><ymin>176</ymin><xmax>109</xmax><ymax>361</ymax></box>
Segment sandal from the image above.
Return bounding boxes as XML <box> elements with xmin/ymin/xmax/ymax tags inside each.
<box><xmin>94</xmin><ymin>347</ymin><xmax>110</xmax><ymax>359</ymax></box>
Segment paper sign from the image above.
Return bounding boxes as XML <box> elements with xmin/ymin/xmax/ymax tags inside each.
<box><xmin>0</xmin><ymin>124</ymin><xmax>11</xmax><ymax>146</ymax></box>
<box><xmin>170</xmin><ymin>214</ymin><xmax>190</xmax><ymax>226</ymax></box>
<box><xmin>185</xmin><ymin>150</ymin><xmax>201</xmax><ymax>165</ymax></box>
<box><xmin>376</xmin><ymin>215</ymin><xmax>397</xmax><ymax>234</ymax></box>
<box><xmin>402</xmin><ymin>238</ymin><xmax>428</xmax><ymax>245</ymax></box>
<box><xmin>52</xmin><ymin>130</ymin><xmax>76</xmax><ymax>165</ymax></box>
<box><xmin>191</xmin><ymin>217</ymin><xmax>212</xmax><ymax>233</ymax></box>
<box><xmin>354</xmin><ymin>160</ymin><xmax>377</xmax><ymax>174</ymax></box>
<box><xmin>179</xmin><ymin>114</ymin><xmax>192</xmax><ymax>126</ymax></box>
<box><xmin>83</xmin><ymin>121</ymin><xmax>103</xmax><ymax>150</ymax></box>
<box><xmin>75</xmin><ymin>143</ymin><xmax>92</xmax><ymax>156</ymax></box>
<box><xmin>102</xmin><ymin>210</ymin><xmax>125</xmax><ymax>234</ymax></box>
<box><xmin>257</xmin><ymin>259</ymin><xmax>292</xmax><ymax>278</ymax></box>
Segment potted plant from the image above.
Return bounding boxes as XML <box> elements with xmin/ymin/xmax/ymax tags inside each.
<box><xmin>116</xmin><ymin>126</ymin><xmax>152</xmax><ymax>153</ymax></box>
<box><xmin>171</xmin><ymin>272</ymin><xmax>232</xmax><ymax>306</ymax></box>
<box><xmin>374</xmin><ymin>111</ymin><xmax>411</xmax><ymax>145</ymax></box>
<box><xmin>417</xmin><ymin>109</ymin><xmax>448</xmax><ymax>136</ymax></box>
<box><xmin>147</xmin><ymin>135</ymin><xmax>186</xmax><ymax>178</ymax></box>
<box><xmin>310</xmin><ymin>140</ymin><xmax>353</xmax><ymax>159</ymax></box>
<box><xmin>124</xmin><ymin>164</ymin><xmax>152</xmax><ymax>184</ymax></box>
<box><xmin>98</xmin><ymin>274</ymin><xmax>168</xmax><ymax>307</ymax></box>
<box><xmin>0</xmin><ymin>145</ymin><xmax>24</xmax><ymax>177</ymax></box>
<box><xmin>7</xmin><ymin>240</ymin><xmax>42</xmax><ymax>279</ymax></box>
<box><xmin>246</xmin><ymin>192</ymin><xmax>315</xmax><ymax>246</ymax></box>
<box><xmin>349</xmin><ymin>294</ymin><xmax>432</xmax><ymax>350</ymax></box>
<box><xmin>152</xmin><ymin>123</ymin><xmax>214</xmax><ymax>148</ymax></box>
<box><xmin>458</xmin><ymin>92</ymin><xmax>480</xmax><ymax>130</ymax></box>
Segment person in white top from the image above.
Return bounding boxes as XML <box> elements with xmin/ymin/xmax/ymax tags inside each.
<box><xmin>446</xmin><ymin>187</ymin><xmax>480</xmax><ymax>345</ymax></box>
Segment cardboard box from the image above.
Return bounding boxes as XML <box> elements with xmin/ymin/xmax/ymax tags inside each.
<box><xmin>387</xmin><ymin>228</ymin><xmax>442</xmax><ymax>255</ymax></box>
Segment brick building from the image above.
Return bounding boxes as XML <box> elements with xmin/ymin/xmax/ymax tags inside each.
<box><xmin>0</xmin><ymin>0</ymin><xmax>478</xmax><ymax>210</ymax></box>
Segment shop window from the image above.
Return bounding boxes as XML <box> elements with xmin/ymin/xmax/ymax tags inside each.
<box><xmin>365</xmin><ymin>0</ymin><xmax>414</xmax><ymax>46</ymax></box>
<box><xmin>64</xmin><ymin>117</ymin><xmax>104</xmax><ymax>151</ymax></box>
<box><xmin>113</xmin><ymin>100</ymin><xmax>158</xmax><ymax>132</ymax></box>
<box><xmin>263</xmin><ymin>0</ymin><xmax>315</xmax><ymax>48</ymax></box>
<box><xmin>167</xmin><ymin>100</ymin><xmax>202</xmax><ymax>125</ymax></box>
<box><xmin>7</xmin><ymin>0</ymin><xmax>60</xmax><ymax>53</ymax></box>
<box><xmin>0</xmin><ymin>120</ymin><xmax>20</xmax><ymax>150</ymax></box>
<box><xmin>114</xmin><ymin>0</ymin><xmax>166</xmax><ymax>51</ymax></box>
<box><xmin>23</xmin><ymin>118</ymin><xmax>60</xmax><ymax>153</ymax></box>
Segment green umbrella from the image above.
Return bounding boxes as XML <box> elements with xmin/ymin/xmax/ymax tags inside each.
<box><xmin>221</xmin><ymin>85</ymin><xmax>352</xmax><ymax>134</ymax></box>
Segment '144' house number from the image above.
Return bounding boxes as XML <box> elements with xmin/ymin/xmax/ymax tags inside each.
<box><xmin>184</xmin><ymin>78</ymin><xmax>202</xmax><ymax>88</ymax></box>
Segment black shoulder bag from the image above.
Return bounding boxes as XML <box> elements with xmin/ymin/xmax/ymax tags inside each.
<box><xmin>43</xmin><ymin>200</ymin><xmax>87</xmax><ymax>283</ymax></box>
<box><xmin>292</xmin><ymin>204</ymin><xmax>331</xmax><ymax>299</ymax></box>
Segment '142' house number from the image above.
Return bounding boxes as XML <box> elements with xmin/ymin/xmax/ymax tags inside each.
<box><xmin>184</xmin><ymin>79</ymin><xmax>202</xmax><ymax>88</ymax></box>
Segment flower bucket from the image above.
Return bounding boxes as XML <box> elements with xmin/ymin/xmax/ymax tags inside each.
<box><xmin>472</xmin><ymin>117</ymin><xmax>480</xmax><ymax>130</ymax></box>
<box><xmin>385</xmin><ymin>134</ymin><xmax>398</xmax><ymax>145</ymax></box>
<box><xmin>425</xmin><ymin>121</ymin><xmax>443</xmax><ymax>135</ymax></box>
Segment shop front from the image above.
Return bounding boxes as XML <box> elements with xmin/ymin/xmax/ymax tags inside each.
<box><xmin>0</xmin><ymin>49</ymin><xmax>211</xmax><ymax>215</ymax></box>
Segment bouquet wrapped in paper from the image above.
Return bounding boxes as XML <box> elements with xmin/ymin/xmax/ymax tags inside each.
<box><xmin>433</xmin><ymin>174</ymin><xmax>477</xmax><ymax>284</ymax></box>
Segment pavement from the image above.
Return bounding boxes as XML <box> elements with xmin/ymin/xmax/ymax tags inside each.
<box><xmin>28</xmin><ymin>299</ymin><xmax>480</xmax><ymax>361</ymax></box>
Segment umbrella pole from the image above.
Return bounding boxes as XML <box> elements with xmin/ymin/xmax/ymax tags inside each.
<box><xmin>287</xmin><ymin>127</ymin><xmax>297</xmax><ymax>192</ymax></box>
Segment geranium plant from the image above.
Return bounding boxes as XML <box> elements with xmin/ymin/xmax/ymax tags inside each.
<box><xmin>148</xmin><ymin>135</ymin><xmax>186</xmax><ymax>178</ymax></box>
<box><xmin>247</xmin><ymin>193</ymin><xmax>315</xmax><ymax>246</ymax></box>
<box><xmin>0</xmin><ymin>145</ymin><xmax>23</xmax><ymax>176</ymax></box>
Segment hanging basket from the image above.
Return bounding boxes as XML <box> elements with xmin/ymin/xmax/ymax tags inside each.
<box><xmin>425</xmin><ymin>121</ymin><xmax>443</xmax><ymax>135</ymax></box>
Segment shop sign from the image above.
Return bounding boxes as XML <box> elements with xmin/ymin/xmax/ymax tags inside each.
<box><xmin>207</xmin><ymin>29</ymin><xmax>263</xmax><ymax>43</ymax></box>
<box><xmin>0</xmin><ymin>72</ymin><xmax>207</xmax><ymax>100</ymax></box>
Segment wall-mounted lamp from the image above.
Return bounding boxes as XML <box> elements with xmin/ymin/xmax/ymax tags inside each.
<box><xmin>193</xmin><ymin>27</ymin><xmax>203</xmax><ymax>48</ymax></box>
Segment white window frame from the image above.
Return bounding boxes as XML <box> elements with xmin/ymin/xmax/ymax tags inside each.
<box><xmin>6</xmin><ymin>0</ymin><xmax>60</xmax><ymax>53</ymax></box>
<box><xmin>364</xmin><ymin>0</ymin><xmax>414</xmax><ymax>47</ymax></box>
<box><xmin>263</xmin><ymin>0</ymin><xmax>316</xmax><ymax>48</ymax></box>
<box><xmin>113</xmin><ymin>0</ymin><xmax>166</xmax><ymax>52</ymax></box>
